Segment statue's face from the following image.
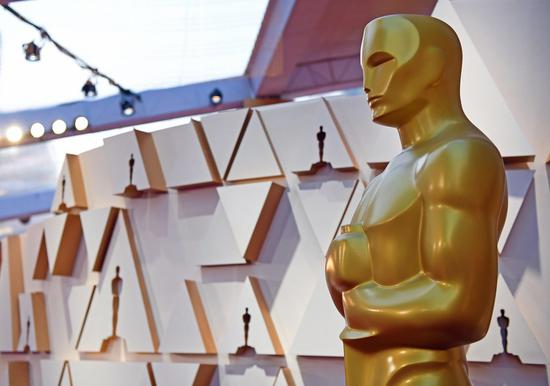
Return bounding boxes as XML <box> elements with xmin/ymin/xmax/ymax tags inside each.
<box><xmin>361</xmin><ymin>16</ymin><xmax>442</xmax><ymax>127</ymax></box>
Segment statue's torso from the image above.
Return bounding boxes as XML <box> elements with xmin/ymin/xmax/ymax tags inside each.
<box><xmin>352</xmin><ymin>148</ymin><xmax>427</xmax><ymax>285</ymax></box>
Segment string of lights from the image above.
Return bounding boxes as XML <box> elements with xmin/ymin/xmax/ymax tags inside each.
<box><xmin>1</xmin><ymin>4</ymin><xmax>142</xmax><ymax>117</ymax></box>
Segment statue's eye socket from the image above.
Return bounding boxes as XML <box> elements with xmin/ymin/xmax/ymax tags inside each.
<box><xmin>367</xmin><ymin>51</ymin><xmax>394</xmax><ymax>68</ymax></box>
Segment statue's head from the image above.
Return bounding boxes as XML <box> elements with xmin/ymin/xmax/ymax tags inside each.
<box><xmin>361</xmin><ymin>15</ymin><xmax>462</xmax><ymax>127</ymax></box>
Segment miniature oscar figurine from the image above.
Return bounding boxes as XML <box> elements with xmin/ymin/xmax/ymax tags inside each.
<box><xmin>23</xmin><ymin>317</ymin><xmax>31</xmax><ymax>353</ymax></box>
<box><xmin>236</xmin><ymin>307</ymin><xmax>255</xmax><ymax>355</ymax></box>
<box><xmin>129</xmin><ymin>154</ymin><xmax>135</xmax><ymax>186</ymax></box>
<box><xmin>243</xmin><ymin>307</ymin><xmax>251</xmax><ymax>347</ymax></box>
<box><xmin>326</xmin><ymin>15</ymin><xmax>507</xmax><ymax>386</ymax></box>
<box><xmin>111</xmin><ymin>266</ymin><xmax>123</xmax><ymax>337</ymax></box>
<box><xmin>56</xmin><ymin>174</ymin><xmax>68</xmax><ymax>213</ymax></box>
<box><xmin>317</xmin><ymin>125</ymin><xmax>326</xmax><ymax>164</ymax></box>
<box><xmin>122</xmin><ymin>153</ymin><xmax>141</xmax><ymax>197</ymax></box>
<box><xmin>497</xmin><ymin>309</ymin><xmax>510</xmax><ymax>354</ymax></box>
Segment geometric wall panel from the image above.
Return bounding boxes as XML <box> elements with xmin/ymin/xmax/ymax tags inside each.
<box><xmin>43</xmin><ymin>213</ymin><xmax>82</xmax><ymax>276</ymax></box>
<box><xmin>296</xmin><ymin>179</ymin><xmax>358</xmax><ymax>254</ymax></box>
<box><xmin>292</xmin><ymin>269</ymin><xmax>344</xmax><ymax>358</ymax></box>
<box><xmin>70</xmin><ymin>361</ymin><xmax>153</xmax><ymax>386</ymax></box>
<box><xmin>432</xmin><ymin>0</ymin><xmax>535</xmax><ymax>163</ymax></box>
<box><xmin>499</xmin><ymin>169</ymin><xmax>534</xmax><ymax>253</ymax></box>
<box><xmin>151</xmin><ymin>121</ymin><xmax>221</xmax><ymax>189</ymax></box>
<box><xmin>0</xmin><ymin>236</ymin><xmax>25</xmax><ymax>352</ymax></box>
<box><xmin>151</xmin><ymin>362</ymin><xmax>217</xmax><ymax>386</ymax></box>
<box><xmin>467</xmin><ymin>274</ymin><xmax>546</xmax><ymax>364</ymax></box>
<box><xmin>201</xmin><ymin>107</ymin><xmax>251</xmax><ymax>178</ymax></box>
<box><xmin>50</xmin><ymin>153</ymin><xmax>88</xmax><ymax>214</ymax></box>
<box><xmin>40</xmin><ymin>360</ymin><xmax>66</xmax><ymax>386</ymax></box>
<box><xmin>158</xmin><ymin>280</ymin><xmax>216</xmax><ymax>354</ymax></box>
<box><xmin>17</xmin><ymin>292</ymin><xmax>49</xmax><ymax>352</ymax></box>
<box><xmin>103</xmin><ymin>129</ymin><xmax>167</xmax><ymax>197</ymax></box>
<box><xmin>258</xmin><ymin>99</ymin><xmax>356</xmax><ymax>173</ymax></box>
<box><xmin>80</xmin><ymin>207</ymin><xmax>119</xmax><ymax>272</ymax></box>
<box><xmin>78</xmin><ymin>211</ymin><xmax>159</xmax><ymax>353</ymax></box>
<box><xmin>68</xmin><ymin>284</ymin><xmax>96</xmax><ymax>348</ymax></box>
<box><xmin>226</xmin><ymin>110</ymin><xmax>282</xmax><ymax>182</ymax></box>
<box><xmin>202</xmin><ymin>182</ymin><xmax>284</xmax><ymax>266</ymax></box>
<box><xmin>221</xmin><ymin>277</ymin><xmax>283</xmax><ymax>356</ymax></box>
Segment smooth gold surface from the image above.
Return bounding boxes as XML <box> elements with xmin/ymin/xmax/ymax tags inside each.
<box><xmin>325</xmin><ymin>15</ymin><xmax>508</xmax><ymax>386</ymax></box>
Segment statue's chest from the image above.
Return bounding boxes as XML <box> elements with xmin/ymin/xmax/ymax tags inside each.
<box><xmin>361</xmin><ymin>163</ymin><xmax>420</xmax><ymax>227</ymax></box>
<box><xmin>353</xmin><ymin>159</ymin><xmax>424</xmax><ymax>284</ymax></box>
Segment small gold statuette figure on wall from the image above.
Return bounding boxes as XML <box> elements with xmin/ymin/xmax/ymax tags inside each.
<box><xmin>325</xmin><ymin>15</ymin><xmax>507</xmax><ymax>386</ymax></box>
<box><xmin>236</xmin><ymin>307</ymin><xmax>256</xmax><ymax>355</ymax></box>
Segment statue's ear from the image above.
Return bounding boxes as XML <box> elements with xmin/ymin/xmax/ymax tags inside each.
<box><xmin>424</xmin><ymin>46</ymin><xmax>445</xmax><ymax>88</ymax></box>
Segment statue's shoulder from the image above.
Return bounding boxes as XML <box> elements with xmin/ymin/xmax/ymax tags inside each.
<box><xmin>418</xmin><ymin>132</ymin><xmax>505</xmax><ymax>205</ymax></box>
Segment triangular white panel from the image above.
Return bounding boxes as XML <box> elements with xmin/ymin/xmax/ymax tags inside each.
<box><xmin>104</xmin><ymin>130</ymin><xmax>150</xmax><ymax>193</ymax></box>
<box><xmin>432</xmin><ymin>0</ymin><xmax>534</xmax><ymax>161</ymax></box>
<box><xmin>43</xmin><ymin>214</ymin><xmax>68</xmax><ymax>273</ymax></box>
<box><xmin>499</xmin><ymin>169</ymin><xmax>534</xmax><ymax>253</ymax></box>
<box><xmin>151</xmin><ymin>363</ymin><xmax>203</xmax><ymax>386</ymax></box>
<box><xmin>467</xmin><ymin>274</ymin><xmax>545</xmax><ymax>364</ymax></box>
<box><xmin>210</xmin><ymin>182</ymin><xmax>282</xmax><ymax>265</ymax></box>
<box><xmin>325</xmin><ymin>95</ymin><xmax>401</xmax><ymax>168</ymax></box>
<box><xmin>292</xmin><ymin>269</ymin><xmax>344</xmax><ymax>357</ymax></box>
<box><xmin>40</xmin><ymin>360</ymin><xmax>65</xmax><ymax>386</ymax></box>
<box><xmin>50</xmin><ymin>158</ymin><xmax>76</xmax><ymax>212</ymax></box>
<box><xmin>81</xmin><ymin>207</ymin><xmax>118</xmax><ymax>271</ymax></box>
<box><xmin>202</xmin><ymin>108</ymin><xmax>250</xmax><ymax>177</ymax></box>
<box><xmin>226</xmin><ymin>111</ymin><xmax>282</xmax><ymax>181</ymax></box>
<box><xmin>258</xmin><ymin>99</ymin><xmax>355</xmax><ymax>173</ymax></box>
<box><xmin>50</xmin><ymin>154</ymin><xmax>87</xmax><ymax>212</ymax></box>
<box><xmin>78</xmin><ymin>212</ymin><xmax>157</xmax><ymax>352</ymax></box>
<box><xmin>67</xmin><ymin>284</ymin><xmax>95</xmax><ymax>348</ymax></box>
<box><xmin>152</xmin><ymin>122</ymin><xmax>219</xmax><ymax>188</ymax></box>
<box><xmin>70</xmin><ymin>361</ymin><xmax>151</xmax><ymax>386</ymax></box>
<box><xmin>297</xmin><ymin>179</ymin><xmax>358</xmax><ymax>254</ymax></box>
<box><xmin>222</xmin><ymin>278</ymin><xmax>279</xmax><ymax>355</ymax></box>
<box><xmin>17</xmin><ymin>293</ymin><xmax>37</xmax><ymax>352</ymax></box>
<box><xmin>159</xmin><ymin>281</ymin><xmax>214</xmax><ymax>354</ymax></box>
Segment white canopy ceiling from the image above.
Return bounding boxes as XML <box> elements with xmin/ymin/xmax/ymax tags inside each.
<box><xmin>0</xmin><ymin>0</ymin><xmax>269</xmax><ymax>112</ymax></box>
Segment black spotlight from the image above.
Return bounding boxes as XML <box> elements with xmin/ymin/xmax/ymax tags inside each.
<box><xmin>209</xmin><ymin>88</ymin><xmax>223</xmax><ymax>106</ymax></box>
<box><xmin>120</xmin><ymin>99</ymin><xmax>135</xmax><ymax>116</ymax></box>
<box><xmin>22</xmin><ymin>41</ymin><xmax>41</xmax><ymax>62</ymax></box>
<box><xmin>82</xmin><ymin>79</ymin><xmax>97</xmax><ymax>97</ymax></box>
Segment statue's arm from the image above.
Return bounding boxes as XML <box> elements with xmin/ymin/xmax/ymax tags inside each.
<box><xmin>342</xmin><ymin>139</ymin><xmax>506</xmax><ymax>348</ymax></box>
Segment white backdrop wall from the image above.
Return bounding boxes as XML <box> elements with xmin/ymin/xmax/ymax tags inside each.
<box><xmin>0</xmin><ymin>1</ymin><xmax>549</xmax><ymax>385</ymax></box>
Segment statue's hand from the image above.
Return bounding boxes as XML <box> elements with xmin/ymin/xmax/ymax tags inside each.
<box><xmin>326</xmin><ymin>224</ymin><xmax>372</xmax><ymax>294</ymax></box>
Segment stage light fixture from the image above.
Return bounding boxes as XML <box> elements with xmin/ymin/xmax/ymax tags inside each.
<box><xmin>74</xmin><ymin>116</ymin><xmax>89</xmax><ymax>131</ymax></box>
<box><xmin>52</xmin><ymin>119</ymin><xmax>67</xmax><ymax>135</ymax></box>
<box><xmin>30</xmin><ymin>122</ymin><xmax>45</xmax><ymax>138</ymax></box>
<box><xmin>209</xmin><ymin>88</ymin><xmax>223</xmax><ymax>106</ymax></box>
<box><xmin>6</xmin><ymin>125</ymin><xmax>24</xmax><ymax>143</ymax></box>
<box><xmin>81</xmin><ymin>79</ymin><xmax>97</xmax><ymax>97</ymax></box>
<box><xmin>22</xmin><ymin>41</ymin><xmax>41</xmax><ymax>62</ymax></box>
<box><xmin>120</xmin><ymin>91</ymin><xmax>137</xmax><ymax>116</ymax></box>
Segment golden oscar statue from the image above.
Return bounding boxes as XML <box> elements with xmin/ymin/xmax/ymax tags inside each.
<box><xmin>325</xmin><ymin>15</ymin><xmax>508</xmax><ymax>386</ymax></box>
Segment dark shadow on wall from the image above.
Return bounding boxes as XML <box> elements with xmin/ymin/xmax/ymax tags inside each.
<box><xmin>469</xmin><ymin>354</ymin><xmax>548</xmax><ymax>386</ymax></box>
<box><xmin>500</xmin><ymin>179</ymin><xmax>540</xmax><ymax>294</ymax></box>
<box><xmin>297</xmin><ymin>356</ymin><xmax>345</xmax><ymax>386</ymax></box>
